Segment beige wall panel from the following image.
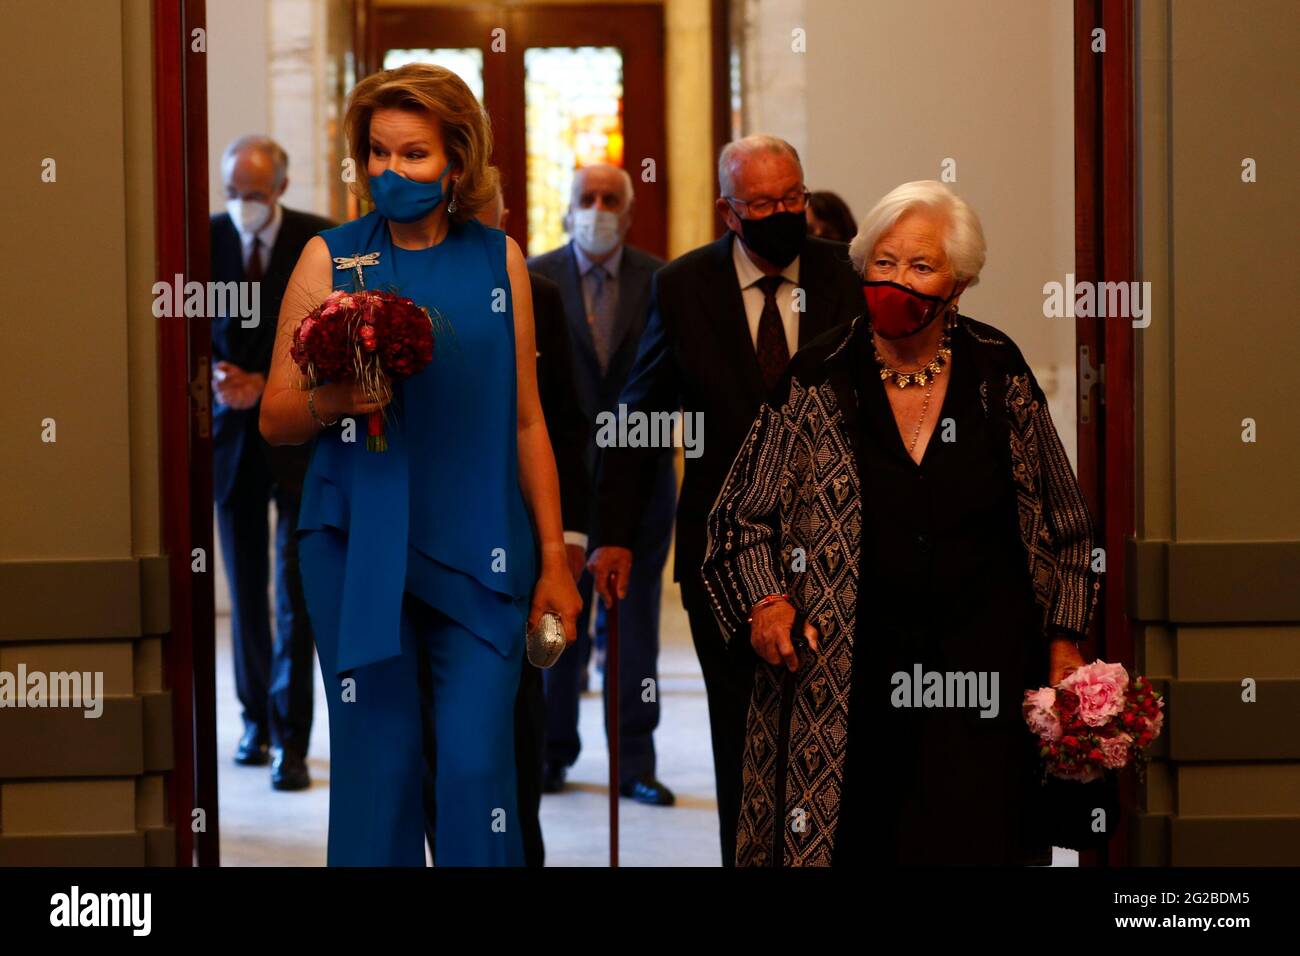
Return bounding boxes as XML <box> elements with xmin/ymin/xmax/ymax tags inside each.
<box><xmin>1167</xmin><ymin>0</ymin><xmax>1300</xmax><ymax>540</ymax></box>
<box><xmin>1144</xmin><ymin>759</ymin><xmax>1175</xmax><ymax>815</ymax></box>
<box><xmin>134</xmin><ymin>636</ymin><xmax>164</xmax><ymax>694</ymax></box>
<box><xmin>136</xmin><ymin>774</ymin><xmax>167</xmax><ymax>828</ymax></box>
<box><xmin>1137</xmin><ymin>0</ymin><xmax>1300</xmax><ymax>864</ymax></box>
<box><xmin>1</xmin><ymin>779</ymin><xmax>136</xmax><ymax>835</ymax></box>
<box><xmin>1137</xmin><ymin>623</ymin><xmax>1175</xmax><ymax>677</ymax></box>
<box><xmin>1</xmin><ymin>0</ymin><xmax>135</xmax><ymax>561</ymax></box>
<box><xmin>0</xmin><ymin>699</ymin><xmax>145</xmax><ymax>778</ymax></box>
<box><xmin>1136</xmin><ymin>0</ymin><xmax>1174</xmax><ymax>542</ymax></box>
<box><xmin>0</xmin><ymin>641</ymin><xmax>135</xmax><ymax>697</ymax></box>
<box><xmin>2</xmin><ymin>0</ymin><xmax>165</xmax><ymax>864</ymax></box>
<box><xmin>0</xmin><ymin>559</ymin><xmax>142</xmax><ymax>641</ymax></box>
<box><xmin>124</xmin><ymin>0</ymin><xmax>162</xmax><ymax>558</ymax></box>
<box><xmin>1175</xmin><ymin>625</ymin><xmax>1300</xmax><ymax>680</ymax></box>
<box><xmin>1179</xmin><ymin>764</ymin><xmax>1300</xmax><ymax>817</ymax></box>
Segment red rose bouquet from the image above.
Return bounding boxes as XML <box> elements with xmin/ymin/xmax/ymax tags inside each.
<box><xmin>1023</xmin><ymin>660</ymin><xmax>1165</xmax><ymax>782</ymax></box>
<box><xmin>290</xmin><ymin>289</ymin><xmax>436</xmax><ymax>451</ymax></box>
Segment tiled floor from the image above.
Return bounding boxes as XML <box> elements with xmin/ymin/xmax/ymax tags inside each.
<box><xmin>214</xmin><ymin>579</ymin><xmax>1076</xmax><ymax>867</ymax></box>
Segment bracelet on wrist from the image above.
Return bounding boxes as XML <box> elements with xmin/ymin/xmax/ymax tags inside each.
<box><xmin>307</xmin><ymin>387</ymin><xmax>338</xmax><ymax>427</ymax></box>
<box><xmin>746</xmin><ymin>592</ymin><xmax>790</xmax><ymax>623</ymax></box>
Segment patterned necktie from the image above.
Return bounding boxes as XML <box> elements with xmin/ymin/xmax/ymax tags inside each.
<box><xmin>754</xmin><ymin>274</ymin><xmax>790</xmax><ymax>389</ymax></box>
<box><xmin>245</xmin><ymin>237</ymin><xmax>264</xmax><ymax>282</ymax></box>
<box><xmin>588</xmin><ymin>264</ymin><xmax>614</xmax><ymax>375</ymax></box>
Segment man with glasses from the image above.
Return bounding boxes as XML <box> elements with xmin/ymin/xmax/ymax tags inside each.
<box><xmin>588</xmin><ymin>135</ymin><xmax>863</xmax><ymax>865</ymax></box>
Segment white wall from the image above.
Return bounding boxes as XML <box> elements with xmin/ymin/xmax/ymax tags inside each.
<box><xmin>207</xmin><ymin>0</ymin><xmax>271</xmax><ymax>612</ymax></box>
<box><xmin>207</xmin><ymin>0</ymin><xmax>271</xmax><ymax>215</ymax></box>
<box><xmin>742</xmin><ymin>0</ymin><xmax>1078</xmax><ymax>464</ymax></box>
<box><xmin>206</xmin><ymin>0</ymin><xmax>350</xmax><ymax>613</ymax></box>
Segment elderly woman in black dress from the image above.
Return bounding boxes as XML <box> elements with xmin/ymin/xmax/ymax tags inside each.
<box><xmin>701</xmin><ymin>180</ymin><xmax>1101</xmax><ymax>866</ymax></box>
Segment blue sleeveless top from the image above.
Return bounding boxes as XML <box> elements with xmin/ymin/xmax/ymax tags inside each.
<box><xmin>299</xmin><ymin>212</ymin><xmax>536</xmax><ymax>674</ymax></box>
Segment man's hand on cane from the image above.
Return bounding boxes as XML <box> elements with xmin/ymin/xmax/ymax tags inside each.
<box><xmin>588</xmin><ymin>546</ymin><xmax>633</xmax><ymax>608</ymax></box>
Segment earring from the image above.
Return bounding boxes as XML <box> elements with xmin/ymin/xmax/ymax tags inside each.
<box><xmin>447</xmin><ymin>183</ymin><xmax>458</xmax><ymax>214</ymax></box>
<box><xmin>946</xmin><ymin>302</ymin><xmax>959</xmax><ymax>328</ymax></box>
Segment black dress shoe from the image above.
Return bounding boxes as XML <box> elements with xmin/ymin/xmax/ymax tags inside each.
<box><xmin>542</xmin><ymin>762</ymin><xmax>567</xmax><ymax>794</ymax></box>
<box><xmin>271</xmin><ymin>749</ymin><xmax>311</xmax><ymax>791</ymax></box>
<box><xmin>234</xmin><ymin>728</ymin><xmax>270</xmax><ymax>766</ymax></box>
<box><xmin>619</xmin><ymin>775</ymin><xmax>675</xmax><ymax>806</ymax></box>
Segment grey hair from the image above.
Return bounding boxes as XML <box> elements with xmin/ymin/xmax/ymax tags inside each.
<box><xmin>570</xmin><ymin>163</ymin><xmax>635</xmax><ymax>208</ymax></box>
<box><xmin>222</xmin><ymin>134</ymin><xmax>289</xmax><ymax>190</ymax></box>
<box><xmin>717</xmin><ymin>135</ymin><xmax>803</xmax><ymax>198</ymax></box>
<box><xmin>848</xmin><ymin>180</ymin><xmax>986</xmax><ymax>287</ymax></box>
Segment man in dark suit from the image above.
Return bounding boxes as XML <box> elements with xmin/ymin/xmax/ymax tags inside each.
<box><xmin>588</xmin><ymin>136</ymin><xmax>864</xmax><ymax>864</ymax></box>
<box><xmin>528</xmin><ymin>164</ymin><xmax>675</xmax><ymax>806</ymax></box>
<box><xmin>421</xmin><ymin>190</ymin><xmax>592</xmax><ymax>866</ymax></box>
<box><xmin>211</xmin><ymin>135</ymin><xmax>333</xmax><ymax>791</ymax></box>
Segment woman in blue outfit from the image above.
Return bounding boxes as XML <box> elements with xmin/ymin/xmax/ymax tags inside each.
<box><xmin>260</xmin><ymin>64</ymin><xmax>582</xmax><ymax>866</ymax></box>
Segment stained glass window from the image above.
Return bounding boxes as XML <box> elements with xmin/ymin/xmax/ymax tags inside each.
<box><xmin>383</xmin><ymin>48</ymin><xmax>485</xmax><ymax>104</ymax></box>
<box><xmin>524</xmin><ymin>47</ymin><xmax>624</xmax><ymax>255</ymax></box>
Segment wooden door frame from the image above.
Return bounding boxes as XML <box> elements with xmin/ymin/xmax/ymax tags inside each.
<box><xmin>1074</xmin><ymin>0</ymin><xmax>1138</xmax><ymax>866</ymax></box>
<box><xmin>710</xmin><ymin>0</ymin><xmax>730</xmax><ymax>236</ymax></box>
<box><xmin>368</xmin><ymin>2</ymin><xmax>668</xmax><ymax>259</ymax></box>
<box><xmin>151</xmin><ymin>0</ymin><xmax>1140</xmax><ymax>870</ymax></box>
<box><xmin>153</xmin><ymin>0</ymin><xmax>219</xmax><ymax>867</ymax></box>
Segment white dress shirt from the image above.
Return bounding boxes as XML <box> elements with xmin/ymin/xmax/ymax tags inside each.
<box><xmin>233</xmin><ymin>201</ymin><xmax>283</xmax><ymax>274</ymax></box>
<box><xmin>732</xmin><ymin>234</ymin><xmax>801</xmax><ymax>357</ymax></box>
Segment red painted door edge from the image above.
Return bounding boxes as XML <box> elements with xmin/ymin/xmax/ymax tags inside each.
<box><xmin>1075</xmin><ymin>0</ymin><xmax>1139</xmax><ymax>867</ymax></box>
<box><xmin>153</xmin><ymin>0</ymin><xmax>219</xmax><ymax>867</ymax></box>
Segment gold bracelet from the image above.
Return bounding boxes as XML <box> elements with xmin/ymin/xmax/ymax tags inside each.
<box><xmin>746</xmin><ymin>592</ymin><xmax>790</xmax><ymax>623</ymax></box>
<box><xmin>307</xmin><ymin>387</ymin><xmax>338</xmax><ymax>427</ymax></box>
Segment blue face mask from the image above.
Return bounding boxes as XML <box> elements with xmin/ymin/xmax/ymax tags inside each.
<box><xmin>368</xmin><ymin>162</ymin><xmax>453</xmax><ymax>223</ymax></box>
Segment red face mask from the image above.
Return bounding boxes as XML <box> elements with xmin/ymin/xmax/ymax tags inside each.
<box><xmin>862</xmin><ymin>280</ymin><xmax>955</xmax><ymax>339</ymax></box>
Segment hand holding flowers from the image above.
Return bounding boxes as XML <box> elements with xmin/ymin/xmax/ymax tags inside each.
<box><xmin>290</xmin><ymin>289</ymin><xmax>437</xmax><ymax>450</ymax></box>
<box><xmin>1023</xmin><ymin>660</ymin><xmax>1165</xmax><ymax>783</ymax></box>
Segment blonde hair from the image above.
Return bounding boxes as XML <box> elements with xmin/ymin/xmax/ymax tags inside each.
<box><xmin>343</xmin><ymin>64</ymin><xmax>497</xmax><ymax>225</ymax></box>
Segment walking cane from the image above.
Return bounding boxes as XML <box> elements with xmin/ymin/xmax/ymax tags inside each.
<box><xmin>606</xmin><ymin>571</ymin><xmax>620</xmax><ymax>867</ymax></box>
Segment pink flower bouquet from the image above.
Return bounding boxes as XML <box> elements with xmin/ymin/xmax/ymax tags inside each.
<box><xmin>1023</xmin><ymin>660</ymin><xmax>1165</xmax><ymax>782</ymax></box>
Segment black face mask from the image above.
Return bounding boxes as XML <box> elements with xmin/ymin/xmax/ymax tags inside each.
<box><xmin>735</xmin><ymin>210</ymin><xmax>807</xmax><ymax>268</ymax></box>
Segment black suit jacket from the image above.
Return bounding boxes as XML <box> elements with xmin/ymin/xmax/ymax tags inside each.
<box><xmin>528</xmin><ymin>242</ymin><xmax>664</xmax><ymax>473</ymax></box>
<box><xmin>528</xmin><ymin>240</ymin><xmax>666</xmax><ymax>529</ymax></box>
<box><xmin>530</xmin><ymin>271</ymin><xmax>592</xmax><ymax>535</ymax></box>
<box><xmin>210</xmin><ymin>206</ymin><xmax>335</xmax><ymax>503</ymax></box>
<box><xmin>593</xmin><ymin>231</ymin><xmax>864</xmax><ymax>587</ymax></box>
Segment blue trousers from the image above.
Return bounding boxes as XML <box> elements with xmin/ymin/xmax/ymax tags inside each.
<box><xmin>300</xmin><ymin>528</ymin><xmax>524</xmax><ymax>867</ymax></box>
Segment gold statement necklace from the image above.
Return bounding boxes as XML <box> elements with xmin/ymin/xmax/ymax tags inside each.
<box><xmin>873</xmin><ymin>329</ymin><xmax>953</xmax><ymax>389</ymax></box>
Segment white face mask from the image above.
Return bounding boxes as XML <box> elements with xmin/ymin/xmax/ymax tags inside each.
<box><xmin>227</xmin><ymin>198</ymin><xmax>272</xmax><ymax>235</ymax></box>
<box><xmin>571</xmin><ymin>207</ymin><xmax>623</xmax><ymax>257</ymax></box>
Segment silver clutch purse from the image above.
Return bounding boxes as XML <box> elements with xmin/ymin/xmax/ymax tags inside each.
<box><xmin>526</xmin><ymin>611</ymin><xmax>567</xmax><ymax>669</ymax></box>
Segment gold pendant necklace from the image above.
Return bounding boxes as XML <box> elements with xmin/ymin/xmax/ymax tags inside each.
<box><xmin>907</xmin><ymin>376</ymin><xmax>936</xmax><ymax>454</ymax></box>
<box><xmin>874</xmin><ymin>330</ymin><xmax>953</xmax><ymax>389</ymax></box>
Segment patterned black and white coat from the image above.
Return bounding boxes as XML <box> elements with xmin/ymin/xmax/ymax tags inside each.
<box><xmin>700</xmin><ymin>314</ymin><xmax>1102</xmax><ymax>866</ymax></box>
